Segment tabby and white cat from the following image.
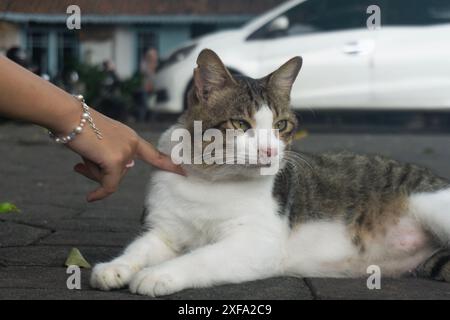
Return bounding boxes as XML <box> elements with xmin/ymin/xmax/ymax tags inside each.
<box><xmin>91</xmin><ymin>49</ymin><xmax>450</xmax><ymax>296</ymax></box>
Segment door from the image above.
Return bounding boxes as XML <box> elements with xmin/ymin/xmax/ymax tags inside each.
<box><xmin>372</xmin><ymin>0</ymin><xmax>450</xmax><ymax>109</ymax></box>
<box><xmin>246</xmin><ymin>0</ymin><xmax>380</xmax><ymax>109</ymax></box>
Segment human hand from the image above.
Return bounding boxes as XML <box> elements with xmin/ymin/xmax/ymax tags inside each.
<box><xmin>0</xmin><ymin>57</ymin><xmax>183</xmax><ymax>200</ymax></box>
<box><xmin>62</xmin><ymin>109</ymin><xmax>184</xmax><ymax>202</ymax></box>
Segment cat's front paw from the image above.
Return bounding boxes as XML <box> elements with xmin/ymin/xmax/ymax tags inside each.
<box><xmin>129</xmin><ymin>267</ymin><xmax>184</xmax><ymax>297</ymax></box>
<box><xmin>90</xmin><ymin>262</ymin><xmax>135</xmax><ymax>291</ymax></box>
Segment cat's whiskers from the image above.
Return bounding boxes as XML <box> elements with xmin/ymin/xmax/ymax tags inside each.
<box><xmin>283</xmin><ymin>150</ymin><xmax>314</xmax><ymax>172</ymax></box>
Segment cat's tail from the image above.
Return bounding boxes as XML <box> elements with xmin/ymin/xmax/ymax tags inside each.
<box><xmin>416</xmin><ymin>248</ymin><xmax>450</xmax><ymax>282</ymax></box>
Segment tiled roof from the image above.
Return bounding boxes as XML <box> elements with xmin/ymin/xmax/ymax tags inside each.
<box><xmin>0</xmin><ymin>0</ymin><xmax>286</xmax><ymax>16</ymax></box>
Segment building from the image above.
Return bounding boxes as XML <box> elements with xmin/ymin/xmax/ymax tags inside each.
<box><xmin>0</xmin><ymin>0</ymin><xmax>284</xmax><ymax>79</ymax></box>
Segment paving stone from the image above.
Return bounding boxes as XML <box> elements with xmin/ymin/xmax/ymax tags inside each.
<box><xmin>0</xmin><ymin>266</ymin><xmax>132</xmax><ymax>298</ymax></box>
<box><xmin>4</xmin><ymin>192</ymin><xmax>91</xmax><ymax>210</ymax></box>
<box><xmin>0</xmin><ymin>267</ymin><xmax>308</xmax><ymax>300</ymax></box>
<box><xmin>0</xmin><ymin>266</ymin><xmax>87</xmax><ymax>290</ymax></box>
<box><xmin>15</xmin><ymin>189</ymin><xmax>149</xmax><ymax>213</ymax></box>
<box><xmin>307</xmin><ymin>277</ymin><xmax>450</xmax><ymax>300</ymax></box>
<box><xmin>10</xmin><ymin>218</ymin><xmax>142</xmax><ymax>233</ymax></box>
<box><xmin>2</xmin><ymin>124</ymin><xmax>450</xmax><ymax>299</ymax></box>
<box><xmin>79</xmin><ymin>206</ymin><xmax>146</xmax><ymax>221</ymax></box>
<box><xmin>38</xmin><ymin>231</ymin><xmax>136</xmax><ymax>247</ymax></box>
<box><xmin>0</xmin><ymin>246</ymin><xmax>122</xmax><ymax>267</ymax></box>
<box><xmin>168</xmin><ymin>277</ymin><xmax>312</xmax><ymax>300</ymax></box>
<box><xmin>0</xmin><ymin>288</ymin><xmax>154</xmax><ymax>300</ymax></box>
<box><xmin>296</xmin><ymin>134</ymin><xmax>450</xmax><ymax>179</ymax></box>
<box><xmin>0</xmin><ymin>203</ymin><xmax>82</xmax><ymax>226</ymax></box>
<box><xmin>0</xmin><ymin>221</ymin><xmax>51</xmax><ymax>247</ymax></box>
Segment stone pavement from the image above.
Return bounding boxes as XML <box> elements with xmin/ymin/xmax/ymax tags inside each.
<box><xmin>1</xmin><ymin>123</ymin><xmax>450</xmax><ymax>300</ymax></box>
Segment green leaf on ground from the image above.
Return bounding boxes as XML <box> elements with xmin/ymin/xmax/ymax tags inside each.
<box><xmin>65</xmin><ymin>248</ymin><xmax>92</xmax><ymax>269</ymax></box>
<box><xmin>0</xmin><ymin>202</ymin><xmax>20</xmax><ymax>213</ymax></box>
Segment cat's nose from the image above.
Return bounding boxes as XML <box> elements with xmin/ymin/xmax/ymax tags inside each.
<box><xmin>259</xmin><ymin>147</ymin><xmax>278</xmax><ymax>158</ymax></box>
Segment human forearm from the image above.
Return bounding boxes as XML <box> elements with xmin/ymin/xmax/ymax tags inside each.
<box><xmin>0</xmin><ymin>56</ymin><xmax>80</xmax><ymax>134</ymax></box>
<box><xmin>0</xmin><ymin>56</ymin><xmax>184</xmax><ymax>202</ymax></box>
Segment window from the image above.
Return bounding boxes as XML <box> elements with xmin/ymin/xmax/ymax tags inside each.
<box><xmin>318</xmin><ymin>0</ymin><xmax>383</xmax><ymax>31</ymax></box>
<box><xmin>26</xmin><ymin>29</ymin><xmax>79</xmax><ymax>77</ymax></box>
<box><xmin>385</xmin><ymin>0</ymin><xmax>450</xmax><ymax>26</ymax></box>
<box><xmin>425</xmin><ymin>0</ymin><xmax>450</xmax><ymax>24</ymax></box>
<box><xmin>191</xmin><ymin>23</ymin><xmax>218</xmax><ymax>39</ymax></box>
<box><xmin>248</xmin><ymin>0</ymin><xmax>384</xmax><ymax>40</ymax></box>
<box><xmin>26</xmin><ymin>31</ymin><xmax>49</xmax><ymax>74</ymax></box>
<box><xmin>249</xmin><ymin>0</ymin><xmax>450</xmax><ymax>40</ymax></box>
<box><xmin>57</xmin><ymin>32</ymin><xmax>79</xmax><ymax>75</ymax></box>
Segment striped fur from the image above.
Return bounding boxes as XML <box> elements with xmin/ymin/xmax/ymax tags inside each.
<box><xmin>275</xmin><ymin>152</ymin><xmax>449</xmax><ymax>249</ymax></box>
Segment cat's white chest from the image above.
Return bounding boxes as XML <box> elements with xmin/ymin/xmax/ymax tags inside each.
<box><xmin>146</xmin><ymin>172</ymin><xmax>282</xmax><ymax>249</ymax></box>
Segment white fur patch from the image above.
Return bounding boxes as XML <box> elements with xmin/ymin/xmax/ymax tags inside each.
<box><xmin>283</xmin><ymin>221</ymin><xmax>358</xmax><ymax>277</ymax></box>
<box><xmin>254</xmin><ymin>105</ymin><xmax>273</xmax><ymax>130</ymax></box>
<box><xmin>284</xmin><ymin>217</ymin><xmax>434</xmax><ymax>278</ymax></box>
<box><xmin>409</xmin><ymin>188</ymin><xmax>450</xmax><ymax>244</ymax></box>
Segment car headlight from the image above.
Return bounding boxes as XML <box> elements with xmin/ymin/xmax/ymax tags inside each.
<box><xmin>158</xmin><ymin>44</ymin><xmax>197</xmax><ymax>71</ymax></box>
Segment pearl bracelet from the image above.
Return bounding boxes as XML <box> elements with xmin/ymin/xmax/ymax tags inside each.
<box><xmin>48</xmin><ymin>95</ymin><xmax>103</xmax><ymax>144</ymax></box>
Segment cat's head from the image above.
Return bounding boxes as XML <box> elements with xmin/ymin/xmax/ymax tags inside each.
<box><xmin>175</xmin><ymin>49</ymin><xmax>302</xmax><ymax>179</ymax></box>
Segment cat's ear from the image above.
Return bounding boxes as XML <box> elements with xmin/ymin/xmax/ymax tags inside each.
<box><xmin>266</xmin><ymin>56</ymin><xmax>303</xmax><ymax>97</ymax></box>
<box><xmin>194</xmin><ymin>49</ymin><xmax>237</xmax><ymax>104</ymax></box>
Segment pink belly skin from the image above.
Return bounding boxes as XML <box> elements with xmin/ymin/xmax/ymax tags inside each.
<box><xmin>385</xmin><ymin>217</ymin><xmax>429</xmax><ymax>253</ymax></box>
<box><xmin>364</xmin><ymin>217</ymin><xmax>434</xmax><ymax>276</ymax></box>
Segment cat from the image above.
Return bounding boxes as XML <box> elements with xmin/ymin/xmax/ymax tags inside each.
<box><xmin>91</xmin><ymin>49</ymin><xmax>450</xmax><ymax>297</ymax></box>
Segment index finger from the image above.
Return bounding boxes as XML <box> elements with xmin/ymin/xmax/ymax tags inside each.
<box><xmin>136</xmin><ymin>138</ymin><xmax>185</xmax><ymax>176</ymax></box>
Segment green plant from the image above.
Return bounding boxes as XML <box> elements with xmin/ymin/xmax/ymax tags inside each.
<box><xmin>119</xmin><ymin>72</ymin><xmax>143</xmax><ymax>106</ymax></box>
<box><xmin>74</xmin><ymin>63</ymin><xmax>106</xmax><ymax>103</ymax></box>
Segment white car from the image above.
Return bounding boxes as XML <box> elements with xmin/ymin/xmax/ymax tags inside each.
<box><xmin>153</xmin><ymin>0</ymin><xmax>450</xmax><ymax>113</ymax></box>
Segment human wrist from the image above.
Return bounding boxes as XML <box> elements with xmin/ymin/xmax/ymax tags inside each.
<box><xmin>45</xmin><ymin>95</ymin><xmax>84</xmax><ymax>135</ymax></box>
<box><xmin>47</xmin><ymin>95</ymin><xmax>103</xmax><ymax>144</ymax></box>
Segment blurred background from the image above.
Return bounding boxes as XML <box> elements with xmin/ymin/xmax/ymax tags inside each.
<box><xmin>0</xmin><ymin>0</ymin><xmax>449</xmax><ymax>131</ymax></box>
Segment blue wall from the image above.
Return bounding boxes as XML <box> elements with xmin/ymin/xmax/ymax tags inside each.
<box><xmin>158</xmin><ymin>25</ymin><xmax>191</xmax><ymax>57</ymax></box>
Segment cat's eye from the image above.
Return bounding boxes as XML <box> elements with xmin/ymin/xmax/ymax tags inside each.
<box><xmin>275</xmin><ymin>120</ymin><xmax>288</xmax><ymax>131</ymax></box>
<box><xmin>231</xmin><ymin>119</ymin><xmax>251</xmax><ymax>132</ymax></box>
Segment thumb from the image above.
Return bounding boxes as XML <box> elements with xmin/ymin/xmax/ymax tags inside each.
<box><xmin>136</xmin><ymin>138</ymin><xmax>185</xmax><ymax>176</ymax></box>
<box><xmin>87</xmin><ymin>169</ymin><xmax>122</xmax><ymax>202</ymax></box>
